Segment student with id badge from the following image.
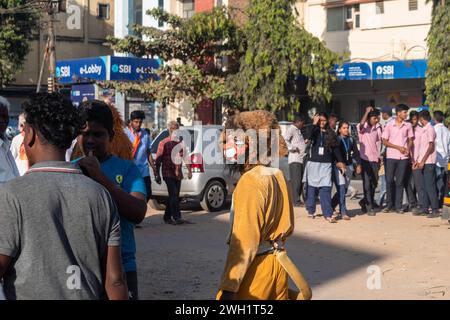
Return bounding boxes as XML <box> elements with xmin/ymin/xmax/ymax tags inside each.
<box><xmin>331</xmin><ymin>122</ymin><xmax>362</xmax><ymax>220</ymax></box>
<box><xmin>303</xmin><ymin>113</ymin><xmax>346</xmax><ymax>223</ymax></box>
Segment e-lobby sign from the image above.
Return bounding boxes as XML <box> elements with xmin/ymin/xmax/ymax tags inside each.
<box><xmin>373</xmin><ymin>60</ymin><xmax>427</xmax><ymax>80</ymax></box>
<box><xmin>109</xmin><ymin>56</ymin><xmax>161</xmax><ymax>81</ymax></box>
<box><xmin>56</xmin><ymin>56</ymin><xmax>108</xmax><ymax>84</ymax></box>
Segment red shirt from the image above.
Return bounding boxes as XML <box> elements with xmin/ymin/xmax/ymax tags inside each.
<box><xmin>155</xmin><ymin>137</ymin><xmax>185</xmax><ymax>180</ymax></box>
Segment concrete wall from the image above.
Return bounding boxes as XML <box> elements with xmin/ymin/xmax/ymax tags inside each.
<box><xmin>301</xmin><ymin>0</ymin><xmax>432</xmax><ymax>61</ymax></box>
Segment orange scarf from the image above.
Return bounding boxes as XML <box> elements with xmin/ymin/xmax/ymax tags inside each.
<box><xmin>129</xmin><ymin>127</ymin><xmax>141</xmax><ymax>159</ymax></box>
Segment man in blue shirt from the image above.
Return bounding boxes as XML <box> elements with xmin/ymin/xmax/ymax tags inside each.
<box><xmin>76</xmin><ymin>101</ymin><xmax>148</xmax><ymax>300</ymax></box>
<box><xmin>125</xmin><ymin>110</ymin><xmax>157</xmax><ymax>201</ymax></box>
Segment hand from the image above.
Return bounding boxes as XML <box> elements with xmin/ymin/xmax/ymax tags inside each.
<box><xmin>336</xmin><ymin>162</ymin><xmax>346</xmax><ymax>173</ymax></box>
<box><xmin>399</xmin><ymin>147</ymin><xmax>408</xmax><ymax>155</ymax></box>
<box><xmin>155</xmin><ymin>175</ymin><xmax>162</xmax><ymax>185</ymax></box>
<box><xmin>366</xmin><ymin>106</ymin><xmax>374</xmax><ymax>113</ymax></box>
<box><xmin>78</xmin><ymin>152</ymin><xmax>105</xmax><ymax>183</ymax></box>
<box><xmin>187</xmin><ymin>171</ymin><xmax>192</xmax><ymax>180</ymax></box>
<box><xmin>356</xmin><ymin>165</ymin><xmax>362</xmax><ymax>175</ymax></box>
<box><xmin>417</xmin><ymin>161</ymin><xmax>425</xmax><ymax>170</ymax></box>
<box><xmin>313</xmin><ymin>114</ymin><xmax>320</xmax><ymax>125</ymax></box>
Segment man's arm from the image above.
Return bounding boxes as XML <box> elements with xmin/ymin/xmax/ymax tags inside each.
<box><xmin>102</xmin><ymin>246</ymin><xmax>128</xmax><ymax>300</ymax></box>
<box><xmin>360</xmin><ymin>106</ymin><xmax>373</xmax><ymax>128</ymax></box>
<box><xmin>283</xmin><ymin>128</ymin><xmax>295</xmax><ymax>152</ymax></box>
<box><xmin>382</xmin><ymin>139</ymin><xmax>407</xmax><ymax>154</ymax></box>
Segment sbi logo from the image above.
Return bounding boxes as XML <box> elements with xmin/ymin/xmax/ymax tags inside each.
<box><xmin>112</xmin><ymin>64</ymin><xmax>132</xmax><ymax>74</ymax></box>
<box><xmin>57</xmin><ymin>66</ymin><xmax>71</xmax><ymax>78</ymax></box>
<box><xmin>376</xmin><ymin>65</ymin><xmax>394</xmax><ymax>76</ymax></box>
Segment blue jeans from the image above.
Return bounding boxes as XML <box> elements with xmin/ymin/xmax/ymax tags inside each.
<box><xmin>306</xmin><ymin>185</ymin><xmax>333</xmax><ymax>218</ymax></box>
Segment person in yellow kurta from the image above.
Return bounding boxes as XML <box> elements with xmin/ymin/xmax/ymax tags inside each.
<box><xmin>217</xmin><ymin>110</ymin><xmax>311</xmax><ymax>301</ymax></box>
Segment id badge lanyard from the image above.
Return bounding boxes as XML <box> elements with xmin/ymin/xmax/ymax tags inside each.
<box><xmin>318</xmin><ymin>132</ymin><xmax>325</xmax><ymax>156</ymax></box>
<box><xmin>341</xmin><ymin>137</ymin><xmax>350</xmax><ymax>162</ymax></box>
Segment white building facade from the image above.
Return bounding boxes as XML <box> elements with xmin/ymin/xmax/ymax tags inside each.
<box><xmin>296</xmin><ymin>0</ymin><xmax>433</xmax><ymax>121</ymax></box>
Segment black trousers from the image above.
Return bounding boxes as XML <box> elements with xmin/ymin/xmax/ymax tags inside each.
<box><xmin>361</xmin><ymin>160</ymin><xmax>379</xmax><ymax>209</ymax></box>
<box><xmin>404</xmin><ymin>162</ymin><xmax>417</xmax><ymax>208</ymax></box>
<box><xmin>413</xmin><ymin>165</ymin><xmax>439</xmax><ymax>211</ymax></box>
<box><xmin>385</xmin><ymin>159</ymin><xmax>409</xmax><ymax>210</ymax></box>
<box><xmin>163</xmin><ymin>177</ymin><xmax>182</xmax><ymax>221</ymax></box>
<box><xmin>143</xmin><ymin>176</ymin><xmax>152</xmax><ymax>201</ymax></box>
<box><xmin>126</xmin><ymin>271</ymin><xmax>138</xmax><ymax>300</ymax></box>
<box><xmin>289</xmin><ymin>162</ymin><xmax>304</xmax><ymax>203</ymax></box>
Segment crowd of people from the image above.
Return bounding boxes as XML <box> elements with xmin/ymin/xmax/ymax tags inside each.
<box><xmin>0</xmin><ymin>91</ymin><xmax>449</xmax><ymax>301</ymax></box>
<box><xmin>284</xmin><ymin>104</ymin><xmax>450</xmax><ymax>223</ymax></box>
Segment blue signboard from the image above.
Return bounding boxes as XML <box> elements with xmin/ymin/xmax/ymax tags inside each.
<box><xmin>335</xmin><ymin>62</ymin><xmax>371</xmax><ymax>80</ymax></box>
<box><xmin>56</xmin><ymin>55</ymin><xmax>161</xmax><ymax>84</ymax></box>
<box><xmin>334</xmin><ymin>59</ymin><xmax>427</xmax><ymax>81</ymax></box>
<box><xmin>372</xmin><ymin>60</ymin><xmax>427</xmax><ymax>80</ymax></box>
<box><xmin>110</xmin><ymin>56</ymin><xmax>161</xmax><ymax>81</ymax></box>
<box><xmin>57</xmin><ymin>56</ymin><xmax>108</xmax><ymax>84</ymax></box>
<box><xmin>71</xmin><ymin>84</ymin><xmax>96</xmax><ymax>106</ymax></box>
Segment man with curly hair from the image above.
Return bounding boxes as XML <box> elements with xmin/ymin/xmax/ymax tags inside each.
<box><xmin>0</xmin><ymin>93</ymin><xmax>128</xmax><ymax>300</ymax></box>
<box><xmin>0</xmin><ymin>96</ymin><xmax>19</xmax><ymax>183</ymax></box>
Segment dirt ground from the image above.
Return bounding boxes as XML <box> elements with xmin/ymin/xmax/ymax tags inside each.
<box><xmin>136</xmin><ymin>183</ymin><xmax>450</xmax><ymax>300</ymax></box>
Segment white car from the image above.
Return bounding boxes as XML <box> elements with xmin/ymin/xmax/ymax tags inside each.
<box><xmin>149</xmin><ymin>125</ymin><xmax>290</xmax><ymax>212</ymax></box>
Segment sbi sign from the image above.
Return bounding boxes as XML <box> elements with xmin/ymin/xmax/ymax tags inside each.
<box><xmin>376</xmin><ymin>65</ymin><xmax>394</xmax><ymax>76</ymax></box>
<box><xmin>111</xmin><ymin>64</ymin><xmax>132</xmax><ymax>74</ymax></box>
<box><xmin>56</xmin><ymin>66</ymin><xmax>71</xmax><ymax>78</ymax></box>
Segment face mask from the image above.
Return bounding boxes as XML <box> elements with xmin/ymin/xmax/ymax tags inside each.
<box><xmin>223</xmin><ymin>137</ymin><xmax>246</xmax><ymax>163</ymax></box>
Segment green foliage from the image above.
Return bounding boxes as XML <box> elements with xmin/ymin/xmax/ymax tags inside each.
<box><xmin>105</xmin><ymin>1</ymin><xmax>339</xmax><ymax>113</ymax></box>
<box><xmin>0</xmin><ymin>0</ymin><xmax>39</xmax><ymax>87</ymax></box>
<box><xmin>425</xmin><ymin>1</ymin><xmax>450</xmax><ymax>124</ymax></box>
<box><xmin>230</xmin><ymin>0</ymin><xmax>340</xmax><ymax>111</ymax></box>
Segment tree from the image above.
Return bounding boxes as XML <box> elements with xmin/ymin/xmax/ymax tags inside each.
<box><xmin>425</xmin><ymin>0</ymin><xmax>450</xmax><ymax>124</ymax></box>
<box><xmin>0</xmin><ymin>0</ymin><xmax>39</xmax><ymax>87</ymax></box>
<box><xmin>228</xmin><ymin>0</ymin><xmax>340</xmax><ymax>112</ymax></box>
<box><xmin>105</xmin><ymin>7</ymin><xmax>243</xmax><ymax>109</ymax></box>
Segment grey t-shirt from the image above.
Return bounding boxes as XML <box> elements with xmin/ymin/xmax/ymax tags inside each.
<box><xmin>0</xmin><ymin>161</ymin><xmax>121</xmax><ymax>300</ymax></box>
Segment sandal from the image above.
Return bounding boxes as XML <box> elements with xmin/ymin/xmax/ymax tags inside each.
<box><xmin>325</xmin><ymin>217</ymin><xmax>337</xmax><ymax>223</ymax></box>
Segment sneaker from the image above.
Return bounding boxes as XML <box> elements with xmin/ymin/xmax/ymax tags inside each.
<box><xmin>412</xmin><ymin>207</ymin><xmax>427</xmax><ymax>216</ymax></box>
<box><xmin>402</xmin><ymin>206</ymin><xmax>411</xmax><ymax>213</ymax></box>
<box><xmin>174</xmin><ymin>218</ymin><xmax>187</xmax><ymax>225</ymax></box>
<box><xmin>395</xmin><ymin>209</ymin><xmax>404</xmax><ymax>214</ymax></box>
<box><xmin>359</xmin><ymin>199</ymin><xmax>367</xmax><ymax>213</ymax></box>
<box><xmin>367</xmin><ymin>209</ymin><xmax>377</xmax><ymax>216</ymax></box>
<box><xmin>427</xmin><ymin>210</ymin><xmax>441</xmax><ymax>219</ymax></box>
<box><xmin>164</xmin><ymin>218</ymin><xmax>175</xmax><ymax>225</ymax></box>
<box><xmin>382</xmin><ymin>207</ymin><xmax>394</xmax><ymax>213</ymax></box>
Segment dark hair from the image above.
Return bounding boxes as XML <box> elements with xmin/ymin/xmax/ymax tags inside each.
<box><xmin>338</xmin><ymin>121</ymin><xmax>350</xmax><ymax>132</ymax></box>
<box><xmin>409</xmin><ymin>110</ymin><xmax>419</xmax><ymax>120</ymax></box>
<box><xmin>22</xmin><ymin>93</ymin><xmax>84</xmax><ymax>150</ymax></box>
<box><xmin>433</xmin><ymin>110</ymin><xmax>445</xmax><ymax>123</ymax></box>
<box><xmin>294</xmin><ymin>115</ymin><xmax>305</xmax><ymax>123</ymax></box>
<box><xmin>130</xmin><ymin>110</ymin><xmax>145</xmax><ymax>121</ymax></box>
<box><xmin>395</xmin><ymin>103</ymin><xmax>409</xmax><ymax>114</ymax></box>
<box><xmin>368</xmin><ymin>109</ymin><xmax>380</xmax><ymax>119</ymax></box>
<box><xmin>419</xmin><ymin>110</ymin><xmax>431</xmax><ymax>122</ymax></box>
<box><xmin>329</xmin><ymin>113</ymin><xmax>339</xmax><ymax>120</ymax></box>
<box><xmin>79</xmin><ymin>100</ymin><xmax>114</xmax><ymax>135</ymax></box>
<box><xmin>317</xmin><ymin>112</ymin><xmax>338</xmax><ymax>149</ymax></box>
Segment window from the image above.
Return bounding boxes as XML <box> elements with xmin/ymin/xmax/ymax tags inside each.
<box><xmin>182</xmin><ymin>0</ymin><xmax>195</xmax><ymax>19</ymax></box>
<box><xmin>158</xmin><ymin>0</ymin><xmax>164</xmax><ymax>27</ymax></box>
<box><xmin>134</xmin><ymin>0</ymin><xmax>143</xmax><ymax>26</ymax></box>
<box><xmin>327</xmin><ymin>7</ymin><xmax>345</xmax><ymax>31</ymax></box>
<box><xmin>97</xmin><ymin>3</ymin><xmax>110</xmax><ymax>19</ymax></box>
<box><xmin>327</xmin><ymin>5</ymin><xmax>360</xmax><ymax>31</ymax></box>
<box><xmin>409</xmin><ymin>0</ymin><xmax>418</xmax><ymax>11</ymax></box>
<box><xmin>376</xmin><ymin>1</ymin><xmax>384</xmax><ymax>14</ymax></box>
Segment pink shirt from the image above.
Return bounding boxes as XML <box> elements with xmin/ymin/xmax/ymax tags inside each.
<box><xmin>412</xmin><ymin>125</ymin><xmax>424</xmax><ymax>162</ymax></box>
<box><xmin>381</xmin><ymin>120</ymin><xmax>414</xmax><ymax>160</ymax></box>
<box><xmin>416</xmin><ymin>122</ymin><xmax>437</xmax><ymax>165</ymax></box>
<box><xmin>357</xmin><ymin>123</ymin><xmax>382</xmax><ymax>162</ymax></box>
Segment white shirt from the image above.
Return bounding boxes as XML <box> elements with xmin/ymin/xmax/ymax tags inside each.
<box><xmin>0</xmin><ymin>137</ymin><xmax>20</xmax><ymax>183</ymax></box>
<box><xmin>283</xmin><ymin>125</ymin><xmax>306</xmax><ymax>164</ymax></box>
<box><xmin>9</xmin><ymin>133</ymin><xmax>29</xmax><ymax>176</ymax></box>
<box><xmin>434</xmin><ymin>123</ymin><xmax>450</xmax><ymax>168</ymax></box>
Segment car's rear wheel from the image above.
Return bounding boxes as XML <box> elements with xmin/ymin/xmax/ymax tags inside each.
<box><xmin>149</xmin><ymin>199</ymin><xmax>166</xmax><ymax>211</ymax></box>
<box><xmin>200</xmin><ymin>181</ymin><xmax>227</xmax><ymax>212</ymax></box>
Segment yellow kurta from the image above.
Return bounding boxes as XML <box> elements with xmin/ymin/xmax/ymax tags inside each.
<box><xmin>218</xmin><ymin>165</ymin><xmax>294</xmax><ymax>300</ymax></box>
